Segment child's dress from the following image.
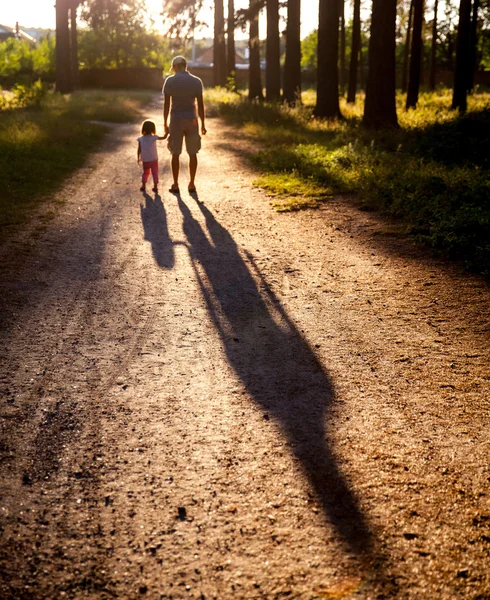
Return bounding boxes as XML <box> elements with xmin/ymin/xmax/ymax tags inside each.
<box><xmin>138</xmin><ymin>135</ymin><xmax>160</xmax><ymax>188</ymax></box>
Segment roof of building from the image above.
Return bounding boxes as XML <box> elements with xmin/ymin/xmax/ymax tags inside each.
<box><xmin>0</xmin><ymin>24</ymin><xmax>37</xmax><ymax>44</ymax></box>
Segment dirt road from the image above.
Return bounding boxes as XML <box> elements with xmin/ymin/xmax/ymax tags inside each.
<box><xmin>1</xmin><ymin>99</ymin><xmax>489</xmax><ymax>599</ymax></box>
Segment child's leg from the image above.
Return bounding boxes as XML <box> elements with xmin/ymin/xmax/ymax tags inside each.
<box><xmin>142</xmin><ymin>164</ymin><xmax>151</xmax><ymax>184</ymax></box>
<box><xmin>150</xmin><ymin>161</ymin><xmax>159</xmax><ymax>186</ymax></box>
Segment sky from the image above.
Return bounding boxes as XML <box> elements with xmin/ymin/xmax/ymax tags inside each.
<box><xmin>0</xmin><ymin>0</ymin><xmax>321</xmax><ymax>39</ymax></box>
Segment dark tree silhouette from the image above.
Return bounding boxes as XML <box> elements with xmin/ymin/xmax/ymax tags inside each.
<box><xmin>214</xmin><ymin>0</ymin><xmax>227</xmax><ymax>86</ymax></box>
<box><xmin>227</xmin><ymin>0</ymin><xmax>237</xmax><ymax>88</ymax></box>
<box><xmin>339</xmin><ymin>0</ymin><xmax>346</xmax><ymax>94</ymax></box>
<box><xmin>363</xmin><ymin>0</ymin><xmax>398</xmax><ymax>128</ymax></box>
<box><xmin>248</xmin><ymin>0</ymin><xmax>264</xmax><ymax>101</ymax></box>
<box><xmin>402</xmin><ymin>0</ymin><xmax>414</xmax><ymax>94</ymax></box>
<box><xmin>266</xmin><ymin>0</ymin><xmax>281</xmax><ymax>101</ymax></box>
<box><xmin>56</xmin><ymin>0</ymin><xmax>72</xmax><ymax>94</ymax></box>
<box><xmin>283</xmin><ymin>0</ymin><xmax>302</xmax><ymax>105</ymax></box>
<box><xmin>347</xmin><ymin>0</ymin><xmax>361</xmax><ymax>103</ymax></box>
<box><xmin>406</xmin><ymin>0</ymin><xmax>425</xmax><ymax>109</ymax></box>
<box><xmin>69</xmin><ymin>1</ymin><xmax>79</xmax><ymax>89</ymax></box>
<box><xmin>452</xmin><ymin>0</ymin><xmax>472</xmax><ymax>112</ymax></box>
<box><xmin>314</xmin><ymin>0</ymin><xmax>342</xmax><ymax>118</ymax></box>
<box><xmin>429</xmin><ymin>0</ymin><xmax>439</xmax><ymax>90</ymax></box>
<box><xmin>468</xmin><ymin>0</ymin><xmax>481</xmax><ymax>90</ymax></box>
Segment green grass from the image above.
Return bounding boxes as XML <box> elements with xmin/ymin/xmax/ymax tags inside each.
<box><xmin>0</xmin><ymin>89</ymin><xmax>154</xmax><ymax>241</ymax></box>
<box><xmin>205</xmin><ymin>88</ymin><xmax>490</xmax><ymax>274</ymax></box>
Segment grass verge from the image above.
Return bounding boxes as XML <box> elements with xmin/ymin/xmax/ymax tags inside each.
<box><xmin>205</xmin><ymin>88</ymin><xmax>490</xmax><ymax>275</ymax></box>
<box><xmin>0</xmin><ymin>89</ymin><xmax>154</xmax><ymax>242</ymax></box>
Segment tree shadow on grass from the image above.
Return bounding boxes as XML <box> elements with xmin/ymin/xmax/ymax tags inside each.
<box><xmin>140</xmin><ymin>192</ymin><xmax>175</xmax><ymax>270</ymax></box>
<box><xmin>177</xmin><ymin>194</ymin><xmax>374</xmax><ymax>559</ymax></box>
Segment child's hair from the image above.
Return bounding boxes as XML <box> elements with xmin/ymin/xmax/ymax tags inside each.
<box><xmin>141</xmin><ymin>120</ymin><xmax>156</xmax><ymax>135</ymax></box>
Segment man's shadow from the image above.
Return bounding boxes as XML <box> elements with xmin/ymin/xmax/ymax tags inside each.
<box><xmin>177</xmin><ymin>196</ymin><xmax>374</xmax><ymax>558</ymax></box>
<box><xmin>140</xmin><ymin>193</ymin><xmax>175</xmax><ymax>269</ymax></box>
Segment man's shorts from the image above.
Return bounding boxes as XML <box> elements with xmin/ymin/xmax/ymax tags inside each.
<box><xmin>168</xmin><ymin>118</ymin><xmax>201</xmax><ymax>156</ymax></box>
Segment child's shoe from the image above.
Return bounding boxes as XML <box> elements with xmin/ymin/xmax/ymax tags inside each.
<box><xmin>152</xmin><ymin>186</ymin><xmax>158</xmax><ymax>193</ymax></box>
<box><xmin>140</xmin><ymin>185</ymin><xmax>146</xmax><ymax>192</ymax></box>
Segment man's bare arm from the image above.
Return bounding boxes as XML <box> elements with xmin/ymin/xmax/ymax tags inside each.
<box><xmin>197</xmin><ymin>94</ymin><xmax>207</xmax><ymax>135</ymax></box>
<box><xmin>163</xmin><ymin>93</ymin><xmax>171</xmax><ymax>135</ymax></box>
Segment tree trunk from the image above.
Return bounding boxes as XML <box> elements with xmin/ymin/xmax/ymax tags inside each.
<box><xmin>339</xmin><ymin>0</ymin><xmax>346</xmax><ymax>94</ymax></box>
<box><xmin>248</xmin><ymin>0</ymin><xmax>264</xmax><ymax>101</ymax></box>
<box><xmin>429</xmin><ymin>0</ymin><xmax>438</xmax><ymax>90</ymax></box>
<box><xmin>452</xmin><ymin>0</ymin><xmax>472</xmax><ymax>112</ymax></box>
<box><xmin>55</xmin><ymin>0</ymin><xmax>72</xmax><ymax>94</ymax></box>
<box><xmin>402</xmin><ymin>0</ymin><xmax>414</xmax><ymax>94</ymax></box>
<box><xmin>266</xmin><ymin>0</ymin><xmax>281</xmax><ymax>101</ymax></box>
<box><xmin>314</xmin><ymin>0</ymin><xmax>342</xmax><ymax>118</ymax></box>
<box><xmin>227</xmin><ymin>0</ymin><xmax>236</xmax><ymax>89</ymax></box>
<box><xmin>347</xmin><ymin>0</ymin><xmax>361</xmax><ymax>103</ymax></box>
<box><xmin>363</xmin><ymin>0</ymin><xmax>398</xmax><ymax>128</ymax></box>
<box><xmin>70</xmin><ymin>3</ymin><xmax>79</xmax><ymax>89</ymax></box>
<box><xmin>283</xmin><ymin>0</ymin><xmax>302</xmax><ymax>105</ymax></box>
<box><xmin>406</xmin><ymin>0</ymin><xmax>425</xmax><ymax>109</ymax></box>
<box><xmin>468</xmin><ymin>0</ymin><xmax>480</xmax><ymax>91</ymax></box>
<box><xmin>359</xmin><ymin>41</ymin><xmax>364</xmax><ymax>90</ymax></box>
<box><xmin>214</xmin><ymin>0</ymin><xmax>227</xmax><ymax>87</ymax></box>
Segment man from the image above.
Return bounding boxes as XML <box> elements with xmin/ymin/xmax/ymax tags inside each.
<box><xmin>163</xmin><ymin>55</ymin><xmax>207</xmax><ymax>194</ymax></box>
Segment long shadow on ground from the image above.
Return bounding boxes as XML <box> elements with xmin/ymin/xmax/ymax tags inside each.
<box><xmin>140</xmin><ymin>192</ymin><xmax>174</xmax><ymax>269</ymax></box>
<box><xmin>177</xmin><ymin>195</ymin><xmax>374</xmax><ymax>558</ymax></box>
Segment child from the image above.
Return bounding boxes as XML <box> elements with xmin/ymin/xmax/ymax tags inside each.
<box><xmin>137</xmin><ymin>120</ymin><xmax>166</xmax><ymax>193</ymax></box>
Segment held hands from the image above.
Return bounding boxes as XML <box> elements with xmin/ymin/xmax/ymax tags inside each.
<box><xmin>201</xmin><ymin>126</ymin><xmax>207</xmax><ymax>135</ymax></box>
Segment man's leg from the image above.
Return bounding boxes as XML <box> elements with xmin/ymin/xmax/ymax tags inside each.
<box><xmin>171</xmin><ymin>154</ymin><xmax>180</xmax><ymax>188</ymax></box>
<box><xmin>189</xmin><ymin>154</ymin><xmax>198</xmax><ymax>190</ymax></box>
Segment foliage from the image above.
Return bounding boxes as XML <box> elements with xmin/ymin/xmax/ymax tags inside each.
<box><xmin>0</xmin><ymin>80</ymin><xmax>48</xmax><ymax>110</ymax></box>
<box><xmin>301</xmin><ymin>30</ymin><xmax>318</xmax><ymax>71</ymax></box>
<box><xmin>160</xmin><ymin>0</ymin><xmax>205</xmax><ymax>42</ymax></box>
<box><xmin>0</xmin><ymin>89</ymin><xmax>152</xmax><ymax>241</ymax></box>
<box><xmin>205</xmin><ymin>88</ymin><xmax>490</xmax><ymax>275</ymax></box>
<box><xmin>77</xmin><ymin>28</ymin><xmax>173</xmax><ymax>69</ymax></box>
<box><xmin>0</xmin><ymin>35</ymin><xmax>55</xmax><ymax>85</ymax></box>
<box><xmin>79</xmin><ymin>0</ymin><xmax>160</xmax><ymax>68</ymax></box>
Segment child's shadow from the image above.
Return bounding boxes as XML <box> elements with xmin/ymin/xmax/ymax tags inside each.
<box><xmin>140</xmin><ymin>193</ymin><xmax>175</xmax><ymax>269</ymax></box>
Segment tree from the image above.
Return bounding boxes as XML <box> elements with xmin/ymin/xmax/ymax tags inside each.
<box><xmin>314</xmin><ymin>0</ymin><xmax>342</xmax><ymax>118</ymax></box>
<box><xmin>347</xmin><ymin>0</ymin><xmax>361</xmax><ymax>103</ymax></box>
<box><xmin>429</xmin><ymin>0</ymin><xmax>439</xmax><ymax>89</ymax></box>
<box><xmin>214</xmin><ymin>0</ymin><xmax>227</xmax><ymax>86</ymax></box>
<box><xmin>339</xmin><ymin>0</ymin><xmax>346</xmax><ymax>94</ymax></box>
<box><xmin>227</xmin><ymin>0</ymin><xmax>237</xmax><ymax>88</ymax></box>
<box><xmin>406</xmin><ymin>0</ymin><xmax>425</xmax><ymax>109</ymax></box>
<box><xmin>69</xmin><ymin>1</ymin><xmax>79</xmax><ymax>88</ymax></box>
<box><xmin>468</xmin><ymin>0</ymin><xmax>481</xmax><ymax>90</ymax></box>
<box><xmin>452</xmin><ymin>0</ymin><xmax>472</xmax><ymax>112</ymax></box>
<box><xmin>363</xmin><ymin>0</ymin><xmax>399</xmax><ymax>128</ymax></box>
<box><xmin>56</xmin><ymin>0</ymin><xmax>72</xmax><ymax>93</ymax></box>
<box><xmin>80</xmin><ymin>0</ymin><xmax>148</xmax><ymax>68</ymax></box>
<box><xmin>266</xmin><ymin>0</ymin><xmax>281</xmax><ymax>101</ymax></box>
<box><xmin>283</xmin><ymin>0</ymin><xmax>302</xmax><ymax>105</ymax></box>
<box><xmin>248</xmin><ymin>0</ymin><xmax>264</xmax><ymax>100</ymax></box>
<box><xmin>160</xmin><ymin>0</ymin><xmax>205</xmax><ymax>43</ymax></box>
<box><xmin>402</xmin><ymin>0</ymin><xmax>414</xmax><ymax>93</ymax></box>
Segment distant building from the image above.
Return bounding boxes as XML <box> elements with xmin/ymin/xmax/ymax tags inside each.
<box><xmin>0</xmin><ymin>23</ymin><xmax>36</xmax><ymax>44</ymax></box>
<box><xmin>188</xmin><ymin>46</ymin><xmax>250</xmax><ymax>70</ymax></box>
